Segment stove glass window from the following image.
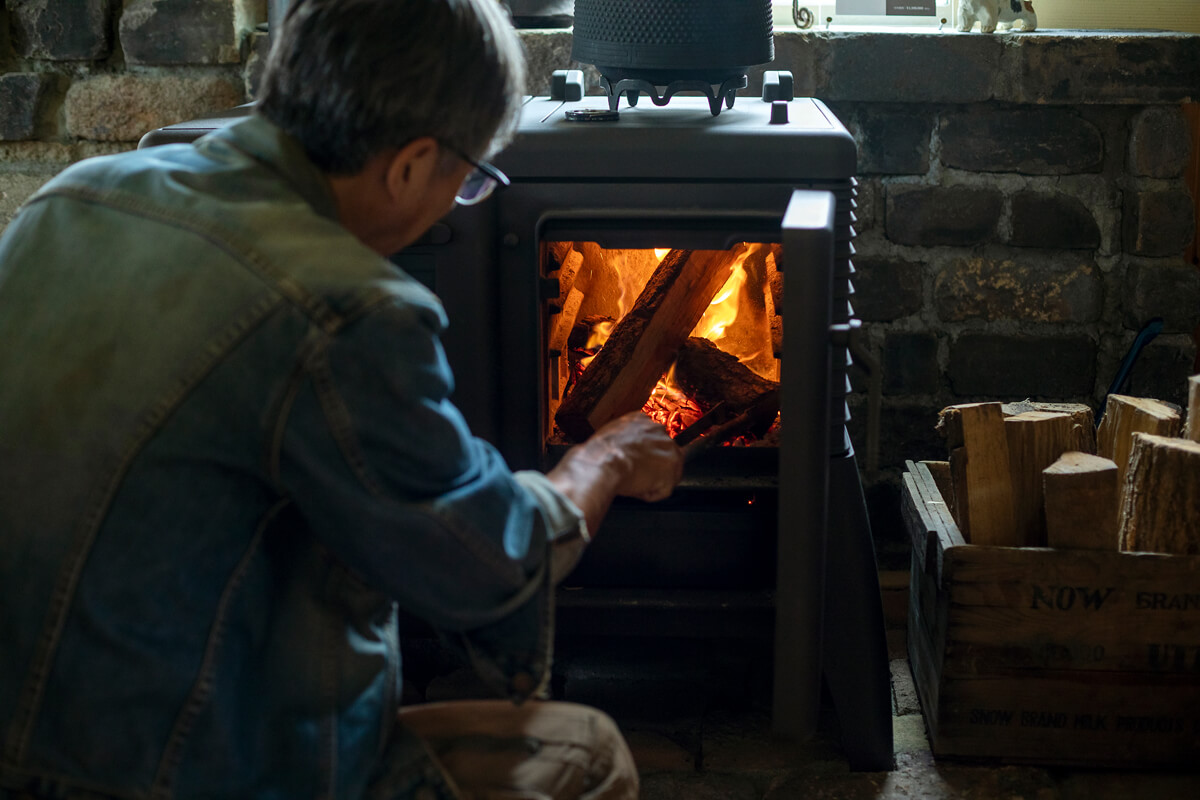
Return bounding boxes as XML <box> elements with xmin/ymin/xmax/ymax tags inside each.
<box><xmin>543</xmin><ymin>240</ymin><xmax>783</xmax><ymax>448</ymax></box>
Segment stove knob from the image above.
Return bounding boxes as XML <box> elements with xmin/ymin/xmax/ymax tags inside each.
<box><xmin>550</xmin><ymin>69</ymin><xmax>585</xmax><ymax>102</ymax></box>
<box><xmin>762</xmin><ymin>70</ymin><xmax>795</xmax><ymax>102</ymax></box>
<box><xmin>769</xmin><ymin>101</ymin><xmax>789</xmax><ymax>125</ymax></box>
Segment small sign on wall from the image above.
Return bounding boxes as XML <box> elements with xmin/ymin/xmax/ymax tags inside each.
<box><xmin>835</xmin><ymin>0</ymin><xmax>936</xmax><ymax>14</ymax></box>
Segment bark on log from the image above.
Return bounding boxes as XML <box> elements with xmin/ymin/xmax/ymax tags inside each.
<box><xmin>554</xmin><ymin>248</ymin><xmax>742</xmax><ymax>441</ymax></box>
<box><xmin>1005</xmin><ymin>411</ymin><xmax>1090</xmax><ymax>547</ymax></box>
<box><xmin>1118</xmin><ymin>433</ymin><xmax>1200</xmax><ymax>555</ymax></box>
<box><xmin>1187</xmin><ymin>374</ymin><xmax>1200</xmax><ymax>443</ymax></box>
<box><xmin>1096</xmin><ymin>394</ymin><xmax>1182</xmax><ymax>491</ymax></box>
<box><xmin>937</xmin><ymin>402</ymin><xmax>1017</xmax><ymax>546</ymax></box>
<box><xmin>764</xmin><ymin>248</ymin><xmax>783</xmax><ymax>358</ymax></box>
<box><xmin>672</xmin><ymin>337</ymin><xmax>779</xmax><ymax>420</ymax></box>
<box><xmin>1043</xmin><ymin>451</ymin><xmax>1120</xmax><ymax>550</ymax></box>
<box><xmin>1001</xmin><ymin>401</ymin><xmax>1096</xmax><ymax>454</ymax></box>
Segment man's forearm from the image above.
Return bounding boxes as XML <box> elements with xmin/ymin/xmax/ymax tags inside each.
<box><xmin>543</xmin><ymin>438</ymin><xmax>629</xmax><ymax>539</ymax></box>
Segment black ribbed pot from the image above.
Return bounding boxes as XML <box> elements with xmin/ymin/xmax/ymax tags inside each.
<box><xmin>571</xmin><ymin>0</ymin><xmax>774</xmax><ymax>84</ymax></box>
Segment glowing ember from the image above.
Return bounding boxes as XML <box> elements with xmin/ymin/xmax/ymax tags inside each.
<box><xmin>640</xmin><ymin>365</ymin><xmax>704</xmax><ymax>436</ymax></box>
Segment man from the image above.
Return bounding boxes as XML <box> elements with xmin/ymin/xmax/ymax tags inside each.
<box><xmin>0</xmin><ymin>1</ymin><xmax>682</xmax><ymax>797</ymax></box>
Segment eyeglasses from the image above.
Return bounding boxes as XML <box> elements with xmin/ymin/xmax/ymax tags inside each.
<box><xmin>442</xmin><ymin>143</ymin><xmax>510</xmax><ymax>206</ymax></box>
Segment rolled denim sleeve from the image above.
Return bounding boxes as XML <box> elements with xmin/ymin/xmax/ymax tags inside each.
<box><xmin>276</xmin><ymin>283</ymin><xmax>581</xmax><ymax>696</ymax></box>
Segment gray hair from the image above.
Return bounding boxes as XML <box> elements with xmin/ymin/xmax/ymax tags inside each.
<box><xmin>256</xmin><ymin>0</ymin><xmax>525</xmax><ymax>175</ymax></box>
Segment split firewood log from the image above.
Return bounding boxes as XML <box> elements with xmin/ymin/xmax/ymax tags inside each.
<box><xmin>554</xmin><ymin>248</ymin><xmax>744</xmax><ymax>441</ymax></box>
<box><xmin>672</xmin><ymin>337</ymin><xmax>779</xmax><ymax>424</ymax></box>
<box><xmin>1118</xmin><ymin>433</ymin><xmax>1200</xmax><ymax>555</ymax></box>
<box><xmin>1001</xmin><ymin>401</ymin><xmax>1096</xmax><ymax>454</ymax></box>
<box><xmin>1096</xmin><ymin>394</ymin><xmax>1182</xmax><ymax>490</ymax></box>
<box><xmin>1043</xmin><ymin>451</ymin><xmax>1120</xmax><ymax>550</ymax></box>
<box><xmin>1005</xmin><ymin>411</ymin><xmax>1091</xmax><ymax>547</ymax></box>
<box><xmin>937</xmin><ymin>402</ymin><xmax>1017</xmax><ymax>546</ymax></box>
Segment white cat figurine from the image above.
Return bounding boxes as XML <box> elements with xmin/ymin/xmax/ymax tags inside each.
<box><xmin>957</xmin><ymin>0</ymin><xmax>1037</xmax><ymax>33</ymax></box>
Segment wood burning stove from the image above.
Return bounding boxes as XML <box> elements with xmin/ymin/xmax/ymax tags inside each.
<box><xmin>140</xmin><ymin>73</ymin><xmax>893</xmax><ymax>770</ymax></box>
<box><xmin>409</xmin><ymin>81</ymin><xmax>892</xmax><ymax>769</ymax></box>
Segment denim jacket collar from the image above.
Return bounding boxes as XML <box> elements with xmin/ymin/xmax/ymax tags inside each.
<box><xmin>199</xmin><ymin>113</ymin><xmax>342</xmax><ymax>223</ymax></box>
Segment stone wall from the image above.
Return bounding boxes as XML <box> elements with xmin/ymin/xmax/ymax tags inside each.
<box><xmin>1</xmin><ymin>13</ymin><xmax>1198</xmax><ymax>559</ymax></box>
<box><xmin>785</xmin><ymin>32</ymin><xmax>1200</xmax><ymax>556</ymax></box>
<box><xmin>0</xmin><ymin>0</ymin><xmax>267</xmax><ymax>229</ymax></box>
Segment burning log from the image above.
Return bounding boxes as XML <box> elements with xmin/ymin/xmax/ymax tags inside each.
<box><xmin>764</xmin><ymin>248</ymin><xmax>783</xmax><ymax>358</ymax></box>
<box><xmin>673</xmin><ymin>337</ymin><xmax>779</xmax><ymax>428</ymax></box>
<box><xmin>547</xmin><ymin>247</ymin><xmax>586</xmax><ymax>403</ymax></box>
<box><xmin>548</xmin><ymin>248</ymin><xmax>586</xmax><ymax>354</ymax></box>
<box><xmin>678</xmin><ymin>389</ymin><xmax>780</xmax><ymax>462</ymax></box>
<box><xmin>554</xmin><ymin>248</ymin><xmax>743</xmax><ymax>441</ymax></box>
<box><xmin>550</xmin><ymin>245</ymin><xmax>584</xmax><ymax>299</ymax></box>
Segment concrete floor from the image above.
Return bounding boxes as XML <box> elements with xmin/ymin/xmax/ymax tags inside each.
<box><xmin>624</xmin><ymin>644</ymin><xmax>1200</xmax><ymax>800</ymax></box>
<box><xmin>417</xmin><ymin>577</ymin><xmax>1200</xmax><ymax>799</ymax></box>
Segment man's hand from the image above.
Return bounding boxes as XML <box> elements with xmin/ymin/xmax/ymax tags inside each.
<box><xmin>584</xmin><ymin>412</ymin><xmax>684</xmax><ymax>502</ymax></box>
<box><xmin>545</xmin><ymin>412</ymin><xmax>684</xmax><ymax>536</ymax></box>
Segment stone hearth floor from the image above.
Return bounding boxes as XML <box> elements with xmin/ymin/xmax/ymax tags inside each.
<box><xmin>622</xmin><ymin>631</ymin><xmax>1200</xmax><ymax>799</ymax></box>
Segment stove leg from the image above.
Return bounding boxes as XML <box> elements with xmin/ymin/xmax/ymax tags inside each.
<box><xmin>823</xmin><ymin>448</ymin><xmax>894</xmax><ymax>772</ymax></box>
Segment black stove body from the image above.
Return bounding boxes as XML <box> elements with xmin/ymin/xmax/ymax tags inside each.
<box><xmin>141</xmin><ymin>80</ymin><xmax>892</xmax><ymax>769</ymax></box>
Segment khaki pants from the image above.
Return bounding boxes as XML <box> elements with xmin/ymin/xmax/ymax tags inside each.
<box><xmin>398</xmin><ymin>700</ymin><xmax>639</xmax><ymax>800</ymax></box>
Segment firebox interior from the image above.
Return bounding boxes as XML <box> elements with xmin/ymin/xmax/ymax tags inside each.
<box><xmin>542</xmin><ymin>237</ymin><xmax>784</xmax><ymax>453</ymax></box>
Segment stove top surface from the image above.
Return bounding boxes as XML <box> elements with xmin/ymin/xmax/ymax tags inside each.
<box><xmin>499</xmin><ymin>95</ymin><xmax>855</xmax><ymax>182</ymax></box>
<box><xmin>520</xmin><ymin>95</ymin><xmax>835</xmax><ymax>130</ymax></box>
<box><xmin>139</xmin><ymin>94</ymin><xmax>855</xmax><ymax>184</ymax></box>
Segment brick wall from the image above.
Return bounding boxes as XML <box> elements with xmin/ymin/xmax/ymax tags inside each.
<box><xmin>2</xmin><ymin>15</ymin><xmax>1198</xmax><ymax>559</ymax></box>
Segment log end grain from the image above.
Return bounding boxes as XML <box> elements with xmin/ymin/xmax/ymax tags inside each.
<box><xmin>1096</xmin><ymin>394</ymin><xmax>1183</xmax><ymax>493</ymax></box>
<box><xmin>1043</xmin><ymin>452</ymin><xmax>1119</xmax><ymax>551</ymax></box>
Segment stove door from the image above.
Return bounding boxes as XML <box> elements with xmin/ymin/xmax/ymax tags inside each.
<box><xmin>774</xmin><ymin>189</ymin><xmax>837</xmax><ymax>739</ymax></box>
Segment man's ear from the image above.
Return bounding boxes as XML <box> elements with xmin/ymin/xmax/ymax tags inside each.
<box><xmin>383</xmin><ymin>136</ymin><xmax>441</xmax><ymax>207</ymax></box>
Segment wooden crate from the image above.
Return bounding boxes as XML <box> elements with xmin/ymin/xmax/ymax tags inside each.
<box><xmin>903</xmin><ymin>460</ymin><xmax>1200</xmax><ymax>767</ymax></box>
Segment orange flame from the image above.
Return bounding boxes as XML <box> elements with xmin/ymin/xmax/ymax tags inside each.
<box><xmin>563</xmin><ymin>242</ymin><xmax>779</xmax><ymax>443</ymax></box>
<box><xmin>585</xmin><ymin>320</ymin><xmax>614</xmax><ymax>351</ymax></box>
<box><xmin>692</xmin><ymin>248</ymin><xmax>752</xmax><ymax>342</ymax></box>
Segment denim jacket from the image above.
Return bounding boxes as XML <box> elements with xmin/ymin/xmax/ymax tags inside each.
<box><xmin>0</xmin><ymin>115</ymin><xmax>583</xmax><ymax>799</ymax></box>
